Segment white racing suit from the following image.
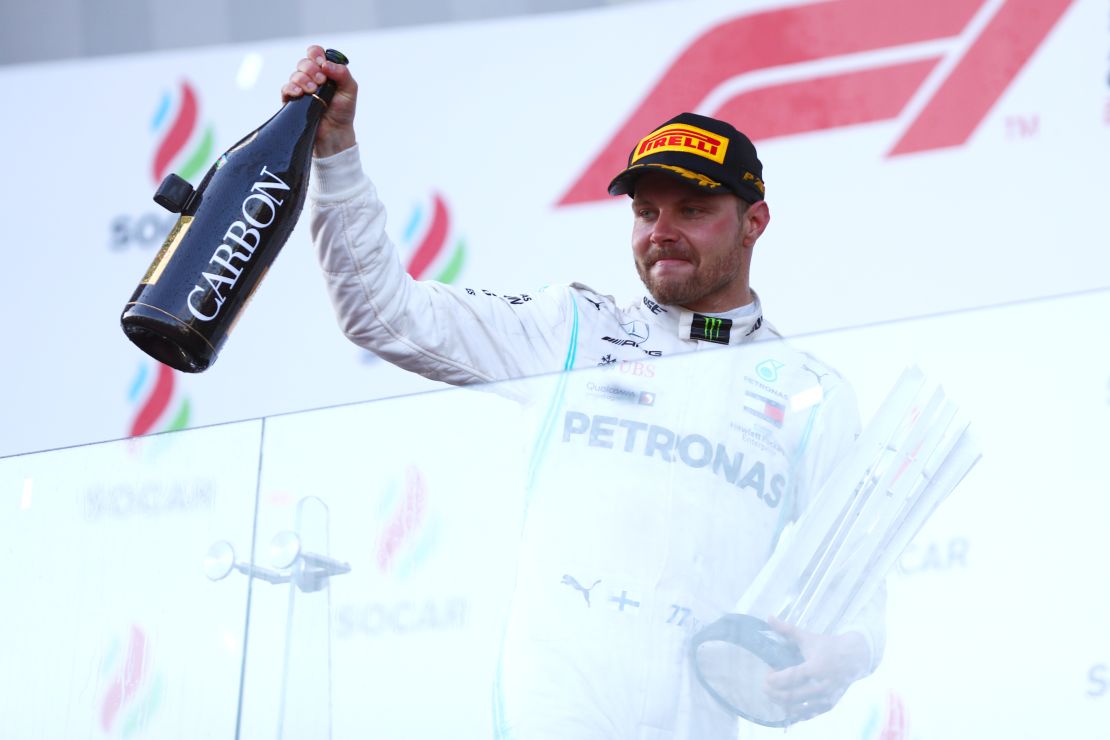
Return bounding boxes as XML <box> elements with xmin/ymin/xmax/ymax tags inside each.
<box><xmin>310</xmin><ymin>146</ymin><xmax>884</xmax><ymax>740</ymax></box>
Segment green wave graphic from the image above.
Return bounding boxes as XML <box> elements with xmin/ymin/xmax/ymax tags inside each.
<box><xmin>178</xmin><ymin>125</ymin><xmax>215</xmax><ymax>181</ymax></box>
<box><xmin>433</xmin><ymin>239</ymin><xmax>467</xmax><ymax>283</ymax></box>
<box><xmin>165</xmin><ymin>397</ymin><xmax>191</xmax><ymax>432</ymax></box>
<box><xmin>119</xmin><ymin>672</ymin><xmax>165</xmax><ymax>739</ymax></box>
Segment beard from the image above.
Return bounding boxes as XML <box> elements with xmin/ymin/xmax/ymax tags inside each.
<box><xmin>635</xmin><ymin>241</ymin><xmax>745</xmax><ymax>309</ymax></box>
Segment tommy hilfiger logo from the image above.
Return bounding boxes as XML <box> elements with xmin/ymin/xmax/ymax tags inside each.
<box><xmin>691</xmin><ymin>314</ymin><xmax>732</xmax><ymax>344</ymax></box>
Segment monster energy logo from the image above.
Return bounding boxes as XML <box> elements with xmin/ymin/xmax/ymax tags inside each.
<box><xmin>691</xmin><ymin>314</ymin><xmax>732</xmax><ymax>344</ymax></box>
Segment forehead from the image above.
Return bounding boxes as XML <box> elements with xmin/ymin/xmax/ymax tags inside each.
<box><xmin>630</xmin><ymin>171</ymin><xmax>734</xmax><ymax>204</ymax></box>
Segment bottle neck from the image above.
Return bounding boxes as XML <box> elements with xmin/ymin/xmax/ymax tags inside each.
<box><xmin>308</xmin><ymin>80</ymin><xmax>338</xmax><ymax>109</ymax></box>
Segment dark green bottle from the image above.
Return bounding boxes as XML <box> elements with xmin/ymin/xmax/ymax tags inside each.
<box><xmin>121</xmin><ymin>49</ymin><xmax>349</xmax><ymax>373</ymax></box>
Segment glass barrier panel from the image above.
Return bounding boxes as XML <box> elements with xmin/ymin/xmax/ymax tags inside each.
<box><xmin>3</xmin><ymin>289</ymin><xmax>1107</xmax><ymax>740</ymax></box>
<box><xmin>0</xmin><ymin>421</ymin><xmax>264</xmax><ymax>740</ymax></box>
<box><xmin>237</xmin><ymin>289</ymin><xmax>1109</xmax><ymax>740</ymax></box>
<box><xmin>238</xmin><ymin>387</ymin><xmax>527</xmax><ymax>739</ymax></box>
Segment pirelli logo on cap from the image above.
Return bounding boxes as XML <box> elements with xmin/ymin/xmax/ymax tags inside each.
<box><xmin>632</xmin><ymin>124</ymin><xmax>729</xmax><ymax>165</ymax></box>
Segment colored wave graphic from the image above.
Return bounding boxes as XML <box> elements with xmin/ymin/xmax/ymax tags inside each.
<box><xmin>128</xmin><ymin>361</ymin><xmax>190</xmax><ymax>438</ymax></box>
<box><xmin>375</xmin><ymin>465</ymin><xmax>441</xmax><ymax>579</ymax></box>
<box><xmin>151</xmin><ymin>80</ymin><xmax>215</xmax><ymax>185</ymax></box>
<box><xmin>99</xmin><ymin>625</ymin><xmax>165</xmax><ymax>738</ymax></box>
<box><xmin>861</xmin><ymin>690</ymin><xmax>908</xmax><ymax>740</ymax></box>
<box><xmin>401</xmin><ymin>191</ymin><xmax>467</xmax><ymax>282</ymax></box>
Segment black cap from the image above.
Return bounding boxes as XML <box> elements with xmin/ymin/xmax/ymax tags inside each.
<box><xmin>608</xmin><ymin>112</ymin><xmax>765</xmax><ymax>203</ymax></box>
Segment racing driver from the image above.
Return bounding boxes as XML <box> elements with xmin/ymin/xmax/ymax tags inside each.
<box><xmin>284</xmin><ymin>45</ymin><xmax>885</xmax><ymax>739</ymax></box>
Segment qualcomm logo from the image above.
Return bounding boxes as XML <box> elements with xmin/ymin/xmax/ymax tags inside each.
<box><xmin>860</xmin><ymin>690</ymin><xmax>908</xmax><ymax>740</ymax></box>
<box><xmin>373</xmin><ymin>465</ymin><xmax>441</xmax><ymax>579</ymax></box>
<box><xmin>127</xmin><ymin>361</ymin><xmax>191</xmax><ymax>441</ymax></box>
<box><xmin>99</xmin><ymin>625</ymin><xmax>165</xmax><ymax>738</ymax></box>
<box><xmin>559</xmin><ymin>0</ymin><xmax>1074</xmax><ymax>205</ymax></box>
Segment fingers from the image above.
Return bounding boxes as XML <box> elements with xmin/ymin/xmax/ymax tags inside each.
<box><xmin>765</xmin><ymin>664</ymin><xmax>818</xmax><ymax>701</ymax></box>
<box><xmin>281</xmin><ymin>45</ymin><xmax>352</xmax><ymax>101</ymax></box>
<box><xmin>767</xmin><ymin>671</ymin><xmax>836</xmax><ymax>724</ymax></box>
<box><xmin>786</xmin><ymin>695</ymin><xmax>833</xmax><ymax>723</ymax></box>
<box><xmin>766</xmin><ymin>614</ymin><xmax>802</xmax><ymax>641</ymax></box>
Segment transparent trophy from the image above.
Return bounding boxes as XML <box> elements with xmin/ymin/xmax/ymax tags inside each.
<box><xmin>205</xmin><ymin>496</ymin><xmax>350</xmax><ymax>739</ymax></box>
<box><xmin>690</xmin><ymin>366</ymin><xmax>981</xmax><ymax>727</ymax></box>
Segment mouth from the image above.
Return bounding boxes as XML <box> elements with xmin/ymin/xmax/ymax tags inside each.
<box><xmin>647</xmin><ymin>248</ymin><xmax>694</xmax><ymax>267</ymax></box>
<box><xmin>648</xmin><ymin>252</ymin><xmax>695</xmax><ymax>274</ymax></box>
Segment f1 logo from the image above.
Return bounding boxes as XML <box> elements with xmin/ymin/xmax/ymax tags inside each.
<box><xmin>558</xmin><ymin>0</ymin><xmax>1074</xmax><ymax>206</ymax></box>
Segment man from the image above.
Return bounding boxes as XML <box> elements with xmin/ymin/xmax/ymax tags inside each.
<box><xmin>284</xmin><ymin>45</ymin><xmax>883</xmax><ymax>739</ymax></box>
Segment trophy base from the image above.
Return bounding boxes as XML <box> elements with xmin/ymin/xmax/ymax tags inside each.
<box><xmin>690</xmin><ymin>614</ymin><xmax>804</xmax><ymax>728</ymax></box>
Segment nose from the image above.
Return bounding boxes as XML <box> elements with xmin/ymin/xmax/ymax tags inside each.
<box><xmin>650</xmin><ymin>209</ymin><xmax>678</xmax><ymax>245</ymax></box>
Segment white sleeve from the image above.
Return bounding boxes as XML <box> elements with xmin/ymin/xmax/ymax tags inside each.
<box><xmin>309</xmin><ymin>145</ymin><xmax>575</xmax><ymax>386</ymax></box>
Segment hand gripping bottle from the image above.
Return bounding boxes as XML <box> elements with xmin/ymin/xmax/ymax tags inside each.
<box><xmin>120</xmin><ymin>49</ymin><xmax>349</xmax><ymax>372</ymax></box>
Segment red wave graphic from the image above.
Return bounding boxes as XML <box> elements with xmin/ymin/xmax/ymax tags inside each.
<box><xmin>152</xmin><ymin>81</ymin><xmax>198</xmax><ymax>184</ymax></box>
<box><xmin>130</xmin><ymin>364</ymin><xmax>175</xmax><ymax>438</ymax></box>
<box><xmin>880</xmin><ymin>691</ymin><xmax>907</xmax><ymax>740</ymax></box>
<box><xmin>558</xmin><ymin>0</ymin><xmax>1073</xmax><ymax>205</ymax></box>
<box><xmin>405</xmin><ymin>193</ymin><xmax>450</xmax><ymax>280</ymax></box>
<box><xmin>376</xmin><ymin>466</ymin><xmax>427</xmax><ymax>572</ymax></box>
<box><xmin>100</xmin><ymin>626</ymin><xmax>146</xmax><ymax>731</ymax></box>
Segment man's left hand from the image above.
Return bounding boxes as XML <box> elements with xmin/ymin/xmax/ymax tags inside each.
<box><xmin>762</xmin><ymin>615</ymin><xmax>871</xmax><ymax>723</ymax></box>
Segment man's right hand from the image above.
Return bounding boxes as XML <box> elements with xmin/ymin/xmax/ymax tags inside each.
<box><xmin>282</xmin><ymin>44</ymin><xmax>358</xmax><ymax>158</ymax></box>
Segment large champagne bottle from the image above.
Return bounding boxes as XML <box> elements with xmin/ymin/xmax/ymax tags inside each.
<box><xmin>120</xmin><ymin>49</ymin><xmax>349</xmax><ymax>373</ymax></box>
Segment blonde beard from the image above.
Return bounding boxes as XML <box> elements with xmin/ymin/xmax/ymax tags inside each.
<box><xmin>635</xmin><ymin>241</ymin><xmax>745</xmax><ymax>309</ymax></box>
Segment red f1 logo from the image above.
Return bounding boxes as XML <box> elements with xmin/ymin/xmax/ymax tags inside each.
<box><xmin>558</xmin><ymin>0</ymin><xmax>1074</xmax><ymax>206</ymax></box>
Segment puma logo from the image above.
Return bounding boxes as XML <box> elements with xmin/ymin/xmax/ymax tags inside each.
<box><xmin>561</xmin><ymin>574</ymin><xmax>601</xmax><ymax>607</ymax></box>
<box><xmin>802</xmin><ymin>364</ymin><xmax>829</xmax><ymax>384</ymax></box>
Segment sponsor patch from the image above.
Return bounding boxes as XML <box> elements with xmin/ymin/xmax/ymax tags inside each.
<box><xmin>632</xmin><ymin>124</ymin><xmax>729</xmax><ymax>165</ymax></box>
<box><xmin>744</xmin><ymin>390</ymin><xmax>785</xmax><ymax>428</ymax></box>
<box><xmin>691</xmin><ymin>314</ymin><xmax>732</xmax><ymax>344</ymax></box>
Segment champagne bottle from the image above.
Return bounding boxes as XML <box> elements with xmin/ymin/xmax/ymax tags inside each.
<box><xmin>120</xmin><ymin>48</ymin><xmax>349</xmax><ymax>373</ymax></box>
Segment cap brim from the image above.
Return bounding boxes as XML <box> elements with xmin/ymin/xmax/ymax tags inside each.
<box><xmin>607</xmin><ymin>163</ymin><xmax>727</xmax><ymax>197</ymax></box>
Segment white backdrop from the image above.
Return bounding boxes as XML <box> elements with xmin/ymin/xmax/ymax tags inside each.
<box><xmin>0</xmin><ymin>0</ymin><xmax>1105</xmax><ymax>458</ymax></box>
<box><xmin>0</xmin><ymin>1</ymin><xmax>1108</xmax><ymax>738</ymax></box>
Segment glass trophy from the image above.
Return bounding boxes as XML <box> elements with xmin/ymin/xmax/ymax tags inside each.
<box><xmin>691</xmin><ymin>366</ymin><xmax>981</xmax><ymax>727</ymax></box>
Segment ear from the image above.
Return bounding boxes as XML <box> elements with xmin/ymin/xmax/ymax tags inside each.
<box><xmin>743</xmin><ymin>200</ymin><xmax>771</xmax><ymax>247</ymax></box>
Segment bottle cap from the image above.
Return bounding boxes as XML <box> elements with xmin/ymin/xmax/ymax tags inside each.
<box><xmin>153</xmin><ymin>173</ymin><xmax>195</xmax><ymax>213</ymax></box>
